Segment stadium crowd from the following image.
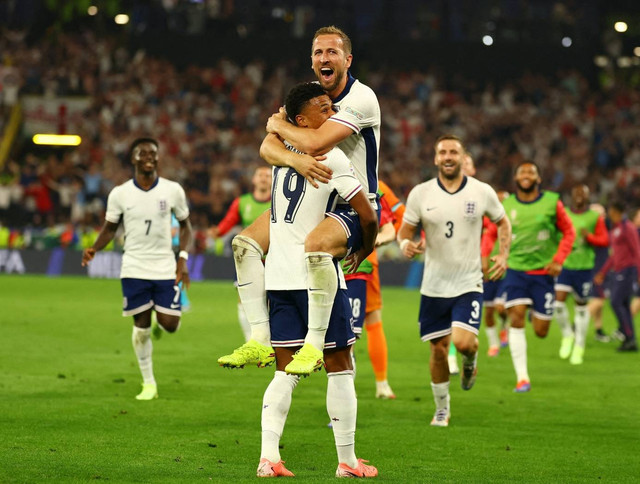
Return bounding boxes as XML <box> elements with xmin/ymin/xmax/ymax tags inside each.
<box><xmin>1</xmin><ymin>29</ymin><xmax>640</xmax><ymax>251</ymax></box>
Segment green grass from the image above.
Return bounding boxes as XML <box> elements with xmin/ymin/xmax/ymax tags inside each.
<box><xmin>1</xmin><ymin>275</ymin><xmax>638</xmax><ymax>483</ymax></box>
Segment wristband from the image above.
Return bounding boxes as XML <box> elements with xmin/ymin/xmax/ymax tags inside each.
<box><xmin>399</xmin><ymin>239</ymin><xmax>410</xmax><ymax>251</ymax></box>
<box><xmin>179</xmin><ymin>250</ymin><xmax>189</xmax><ymax>261</ymax></box>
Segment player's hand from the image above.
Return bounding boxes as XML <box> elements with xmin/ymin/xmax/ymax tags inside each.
<box><xmin>544</xmin><ymin>260</ymin><xmax>563</xmax><ymax>277</ymax></box>
<box><xmin>209</xmin><ymin>226</ymin><xmax>219</xmax><ymax>239</ymax></box>
<box><xmin>400</xmin><ymin>239</ymin><xmax>425</xmax><ymax>259</ymax></box>
<box><xmin>176</xmin><ymin>258</ymin><xmax>190</xmax><ymax>289</ymax></box>
<box><xmin>289</xmin><ymin>154</ymin><xmax>332</xmax><ymax>188</ymax></box>
<box><xmin>343</xmin><ymin>248</ymin><xmax>370</xmax><ymax>274</ymax></box>
<box><xmin>593</xmin><ymin>272</ymin><xmax>604</xmax><ymax>286</ymax></box>
<box><xmin>265</xmin><ymin>108</ymin><xmax>288</xmax><ymax>134</ymax></box>
<box><xmin>488</xmin><ymin>254</ymin><xmax>508</xmax><ymax>281</ymax></box>
<box><xmin>580</xmin><ymin>227</ymin><xmax>590</xmax><ymax>237</ymax></box>
<box><xmin>81</xmin><ymin>248</ymin><xmax>96</xmax><ymax>267</ymax></box>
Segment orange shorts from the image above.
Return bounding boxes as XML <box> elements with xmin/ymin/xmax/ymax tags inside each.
<box><xmin>365</xmin><ymin>262</ymin><xmax>382</xmax><ymax>313</ymax></box>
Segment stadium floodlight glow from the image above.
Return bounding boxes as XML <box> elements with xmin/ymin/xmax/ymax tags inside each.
<box><xmin>88</xmin><ymin>5</ymin><xmax>98</xmax><ymax>15</ymax></box>
<box><xmin>617</xmin><ymin>57</ymin><xmax>632</xmax><ymax>68</ymax></box>
<box><xmin>32</xmin><ymin>134</ymin><xmax>82</xmax><ymax>146</ymax></box>
<box><xmin>614</xmin><ymin>21</ymin><xmax>628</xmax><ymax>33</ymax></box>
<box><xmin>594</xmin><ymin>56</ymin><xmax>609</xmax><ymax>67</ymax></box>
<box><xmin>562</xmin><ymin>37</ymin><xmax>572</xmax><ymax>47</ymax></box>
<box><xmin>482</xmin><ymin>35</ymin><xmax>494</xmax><ymax>46</ymax></box>
<box><xmin>114</xmin><ymin>14</ymin><xmax>130</xmax><ymax>25</ymax></box>
<box><xmin>634</xmin><ymin>47</ymin><xmax>640</xmax><ymax>57</ymax></box>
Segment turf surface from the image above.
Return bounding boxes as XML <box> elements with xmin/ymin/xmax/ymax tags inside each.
<box><xmin>1</xmin><ymin>275</ymin><xmax>638</xmax><ymax>482</ymax></box>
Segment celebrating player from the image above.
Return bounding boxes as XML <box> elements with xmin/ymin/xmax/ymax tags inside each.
<box><xmin>502</xmin><ymin>162</ymin><xmax>575</xmax><ymax>392</ymax></box>
<box><xmin>256</xmin><ymin>82</ymin><xmax>378</xmax><ymax>478</ymax></box>
<box><xmin>554</xmin><ymin>184</ymin><xmax>609</xmax><ymax>364</ymax></box>
<box><xmin>218</xmin><ymin>25</ymin><xmax>381</xmax><ymax>376</ymax></box>
<box><xmin>82</xmin><ymin>138</ymin><xmax>192</xmax><ymax>400</ymax></box>
<box><xmin>397</xmin><ymin>135</ymin><xmax>511</xmax><ymax>427</ymax></box>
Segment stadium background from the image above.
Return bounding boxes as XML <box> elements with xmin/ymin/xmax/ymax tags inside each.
<box><xmin>1</xmin><ymin>0</ymin><xmax>640</xmax><ymax>281</ymax></box>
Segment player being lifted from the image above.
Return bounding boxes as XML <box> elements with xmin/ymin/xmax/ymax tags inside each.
<box><xmin>397</xmin><ymin>135</ymin><xmax>511</xmax><ymax>426</ymax></box>
<box><xmin>502</xmin><ymin>162</ymin><xmax>575</xmax><ymax>392</ymax></box>
<box><xmin>82</xmin><ymin>138</ymin><xmax>192</xmax><ymax>400</ymax></box>
<box><xmin>218</xmin><ymin>25</ymin><xmax>381</xmax><ymax>375</ymax></box>
<box><xmin>256</xmin><ymin>82</ymin><xmax>378</xmax><ymax>478</ymax></box>
<box><xmin>554</xmin><ymin>184</ymin><xmax>609</xmax><ymax>365</ymax></box>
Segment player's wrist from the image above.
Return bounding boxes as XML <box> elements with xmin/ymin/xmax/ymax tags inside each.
<box><xmin>178</xmin><ymin>250</ymin><xmax>189</xmax><ymax>261</ymax></box>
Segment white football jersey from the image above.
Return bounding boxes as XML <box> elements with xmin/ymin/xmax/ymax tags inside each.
<box><xmin>329</xmin><ymin>74</ymin><xmax>380</xmax><ymax>201</ymax></box>
<box><xmin>105</xmin><ymin>177</ymin><xmax>189</xmax><ymax>280</ymax></box>
<box><xmin>403</xmin><ymin>176</ymin><xmax>505</xmax><ymax>298</ymax></box>
<box><xmin>265</xmin><ymin>146</ymin><xmax>362</xmax><ymax>291</ymax></box>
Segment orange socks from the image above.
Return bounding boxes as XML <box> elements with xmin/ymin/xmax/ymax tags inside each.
<box><xmin>365</xmin><ymin>321</ymin><xmax>388</xmax><ymax>382</ymax></box>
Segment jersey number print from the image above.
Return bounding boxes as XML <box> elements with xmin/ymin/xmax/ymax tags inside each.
<box><xmin>271</xmin><ymin>167</ymin><xmax>306</xmax><ymax>224</ymax></box>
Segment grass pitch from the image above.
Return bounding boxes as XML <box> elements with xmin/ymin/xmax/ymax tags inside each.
<box><xmin>1</xmin><ymin>275</ymin><xmax>638</xmax><ymax>483</ymax></box>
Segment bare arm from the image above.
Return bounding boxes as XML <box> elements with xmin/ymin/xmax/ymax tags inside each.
<box><xmin>176</xmin><ymin>218</ymin><xmax>193</xmax><ymax>288</ymax></box>
<box><xmin>259</xmin><ymin>134</ymin><xmax>332</xmax><ymax>188</ymax></box>
<box><xmin>266</xmin><ymin>112</ymin><xmax>354</xmax><ymax>156</ymax></box>
<box><xmin>81</xmin><ymin>220</ymin><xmax>119</xmax><ymax>266</ymax></box>
<box><xmin>342</xmin><ymin>191</ymin><xmax>378</xmax><ymax>274</ymax></box>
<box><xmin>397</xmin><ymin>222</ymin><xmax>425</xmax><ymax>259</ymax></box>
<box><xmin>375</xmin><ymin>221</ymin><xmax>396</xmax><ymax>247</ymax></box>
<box><xmin>488</xmin><ymin>216</ymin><xmax>511</xmax><ymax>281</ymax></box>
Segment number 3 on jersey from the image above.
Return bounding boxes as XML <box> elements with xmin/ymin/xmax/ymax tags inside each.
<box><xmin>271</xmin><ymin>167</ymin><xmax>306</xmax><ymax>223</ymax></box>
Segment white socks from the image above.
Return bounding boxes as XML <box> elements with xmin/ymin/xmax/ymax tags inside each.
<box><xmin>508</xmin><ymin>327</ymin><xmax>529</xmax><ymax>382</ymax></box>
<box><xmin>574</xmin><ymin>305</ymin><xmax>590</xmax><ymax>348</ymax></box>
<box><xmin>327</xmin><ymin>371</ymin><xmax>358</xmax><ymax>468</ymax></box>
<box><xmin>554</xmin><ymin>301</ymin><xmax>574</xmax><ymax>338</ymax></box>
<box><xmin>431</xmin><ymin>381</ymin><xmax>450</xmax><ymax>411</ymax></box>
<box><xmin>132</xmin><ymin>327</ymin><xmax>155</xmax><ymax>385</ymax></box>
<box><xmin>237</xmin><ymin>302</ymin><xmax>251</xmax><ymax>342</ymax></box>
<box><xmin>486</xmin><ymin>325</ymin><xmax>499</xmax><ymax>348</ymax></box>
<box><xmin>305</xmin><ymin>252</ymin><xmax>338</xmax><ymax>351</ymax></box>
<box><xmin>232</xmin><ymin>235</ymin><xmax>271</xmax><ymax>346</ymax></box>
<box><xmin>260</xmin><ymin>371</ymin><xmax>299</xmax><ymax>463</ymax></box>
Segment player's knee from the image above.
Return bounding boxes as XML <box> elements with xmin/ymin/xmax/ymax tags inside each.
<box><xmin>431</xmin><ymin>341</ymin><xmax>449</xmax><ymax>361</ymax></box>
<box><xmin>232</xmin><ymin>235</ymin><xmax>264</xmax><ymax>261</ymax></box>
<box><xmin>158</xmin><ymin>315</ymin><xmax>180</xmax><ymax>333</ymax></box>
<box><xmin>533</xmin><ymin>325</ymin><xmax>549</xmax><ymax>338</ymax></box>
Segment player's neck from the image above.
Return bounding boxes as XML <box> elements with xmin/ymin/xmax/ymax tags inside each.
<box><xmin>516</xmin><ymin>189</ymin><xmax>540</xmax><ymax>202</ymax></box>
<box><xmin>438</xmin><ymin>174</ymin><xmax>464</xmax><ymax>193</ymax></box>
<box><xmin>135</xmin><ymin>172</ymin><xmax>158</xmax><ymax>191</ymax></box>
<box><xmin>327</xmin><ymin>77</ymin><xmax>348</xmax><ymax>100</ymax></box>
<box><xmin>253</xmin><ymin>188</ymin><xmax>270</xmax><ymax>202</ymax></box>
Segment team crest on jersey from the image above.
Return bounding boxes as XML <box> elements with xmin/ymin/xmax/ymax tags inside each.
<box><xmin>158</xmin><ymin>199</ymin><xmax>168</xmax><ymax>212</ymax></box>
<box><xmin>464</xmin><ymin>200</ymin><xmax>477</xmax><ymax>218</ymax></box>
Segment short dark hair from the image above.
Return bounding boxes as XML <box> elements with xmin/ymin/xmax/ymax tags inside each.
<box><xmin>434</xmin><ymin>134</ymin><xmax>465</xmax><ymax>152</ymax></box>
<box><xmin>514</xmin><ymin>161</ymin><xmax>542</xmax><ymax>178</ymax></box>
<box><xmin>285</xmin><ymin>82</ymin><xmax>327</xmax><ymax>126</ymax></box>
<box><xmin>129</xmin><ymin>138</ymin><xmax>159</xmax><ymax>161</ymax></box>
<box><xmin>609</xmin><ymin>199</ymin><xmax>626</xmax><ymax>213</ymax></box>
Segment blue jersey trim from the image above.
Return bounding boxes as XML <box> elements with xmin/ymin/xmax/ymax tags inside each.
<box><xmin>361</xmin><ymin>126</ymin><xmax>378</xmax><ymax>195</ymax></box>
<box><xmin>133</xmin><ymin>176</ymin><xmax>160</xmax><ymax>191</ymax></box>
<box><xmin>437</xmin><ymin>175</ymin><xmax>467</xmax><ymax>195</ymax></box>
<box><xmin>332</xmin><ymin>72</ymin><xmax>356</xmax><ymax>103</ymax></box>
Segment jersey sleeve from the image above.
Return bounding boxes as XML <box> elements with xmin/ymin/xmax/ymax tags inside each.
<box><xmin>172</xmin><ymin>183</ymin><xmax>190</xmax><ymax>221</ymax></box>
<box><xmin>552</xmin><ymin>200</ymin><xmax>576</xmax><ymax>264</ymax></box>
<box><xmin>104</xmin><ymin>186</ymin><xmax>123</xmax><ymax>224</ymax></box>
<box><xmin>216</xmin><ymin>197</ymin><xmax>242</xmax><ymax>236</ymax></box>
<box><xmin>402</xmin><ymin>186</ymin><xmax>422</xmax><ymax>226</ymax></box>
<box><xmin>328</xmin><ymin>150</ymin><xmax>363</xmax><ymax>201</ymax></box>
<box><xmin>585</xmin><ymin>215</ymin><xmax>610</xmax><ymax>248</ymax></box>
<box><xmin>328</xmin><ymin>86</ymin><xmax>379</xmax><ymax>134</ymax></box>
<box><xmin>484</xmin><ymin>184</ymin><xmax>505</xmax><ymax>223</ymax></box>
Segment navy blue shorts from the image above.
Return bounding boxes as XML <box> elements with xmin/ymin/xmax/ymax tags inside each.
<box><xmin>555</xmin><ymin>268</ymin><xmax>593</xmax><ymax>303</ymax></box>
<box><xmin>346</xmin><ymin>278</ymin><xmax>367</xmax><ymax>336</ymax></box>
<box><xmin>121</xmin><ymin>278</ymin><xmax>181</xmax><ymax>317</ymax></box>
<box><xmin>503</xmin><ymin>269</ymin><xmax>555</xmax><ymax>320</ymax></box>
<box><xmin>327</xmin><ymin>202</ymin><xmax>380</xmax><ymax>257</ymax></box>
<box><xmin>417</xmin><ymin>292</ymin><xmax>483</xmax><ymax>342</ymax></box>
<box><xmin>267</xmin><ymin>289</ymin><xmax>356</xmax><ymax>349</ymax></box>
<box><xmin>483</xmin><ymin>279</ymin><xmax>507</xmax><ymax>307</ymax></box>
